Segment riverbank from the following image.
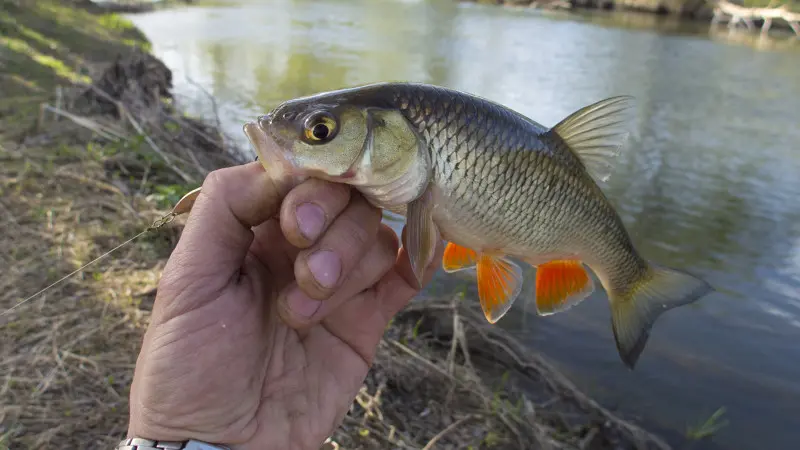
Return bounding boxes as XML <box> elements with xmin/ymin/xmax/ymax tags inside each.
<box><xmin>464</xmin><ymin>0</ymin><xmax>709</xmax><ymax>17</ymax></box>
<box><xmin>2</xmin><ymin>1</ymin><xmax>681</xmax><ymax>449</ymax></box>
<box><xmin>463</xmin><ymin>0</ymin><xmax>800</xmax><ymax>34</ymax></box>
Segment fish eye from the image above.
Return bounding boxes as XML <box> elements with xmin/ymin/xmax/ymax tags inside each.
<box><xmin>303</xmin><ymin>111</ymin><xmax>338</xmax><ymax>144</ymax></box>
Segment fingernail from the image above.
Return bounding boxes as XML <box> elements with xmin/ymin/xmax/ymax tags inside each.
<box><xmin>286</xmin><ymin>287</ymin><xmax>322</xmax><ymax>318</ymax></box>
<box><xmin>307</xmin><ymin>250</ymin><xmax>341</xmax><ymax>289</ymax></box>
<box><xmin>296</xmin><ymin>203</ymin><xmax>325</xmax><ymax>240</ymax></box>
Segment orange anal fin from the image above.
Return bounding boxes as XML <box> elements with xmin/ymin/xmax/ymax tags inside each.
<box><xmin>442</xmin><ymin>242</ymin><xmax>478</xmax><ymax>273</ymax></box>
<box><xmin>476</xmin><ymin>255</ymin><xmax>524</xmax><ymax>324</ymax></box>
<box><xmin>534</xmin><ymin>260</ymin><xmax>594</xmax><ymax>316</ymax></box>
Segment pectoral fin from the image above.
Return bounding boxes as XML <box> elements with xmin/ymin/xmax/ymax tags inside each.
<box><xmin>442</xmin><ymin>242</ymin><xmax>478</xmax><ymax>273</ymax></box>
<box><xmin>476</xmin><ymin>255</ymin><xmax>524</xmax><ymax>323</ymax></box>
<box><xmin>534</xmin><ymin>259</ymin><xmax>594</xmax><ymax>316</ymax></box>
<box><xmin>405</xmin><ymin>191</ymin><xmax>438</xmax><ymax>288</ymax></box>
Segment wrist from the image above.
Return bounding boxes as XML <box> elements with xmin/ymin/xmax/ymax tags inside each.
<box><xmin>124</xmin><ymin>421</ymin><xmax>236</xmax><ymax>450</ymax></box>
<box><xmin>116</xmin><ymin>437</ymin><xmax>232</xmax><ymax>450</ymax></box>
<box><xmin>126</xmin><ymin>408</ymin><xmax>242</xmax><ymax>450</ymax></box>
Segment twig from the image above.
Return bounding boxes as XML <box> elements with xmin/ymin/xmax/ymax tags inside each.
<box><xmin>421</xmin><ymin>414</ymin><xmax>480</xmax><ymax>450</ymax></box>
<box><xmin>386</xmin><ymin>339</ymin><xmax>455</xmax><ymax>382</ymax></box>
<box><xmin>79</xmin><ymin>82</ymin><xmax>210</xmax><ymax>182</ymax></box>
<box><xmin>388</xmin><ymin>324</ymin><xmax>530</xmax><ymax>449</ymax></box>
<box><xmin>159</xmin><ymin>111</ymin><xmax>224</xmax><ymax>151</ymax></box>
<box><xmin>82</xmin><ymin>83</ymin><xmax>127</xmax><ymax>123</ymax></box>
<box><xmin>180</xmin><ymin>142</ymin><xmax>209</xmax><ymax>177</ymax></box>
<box><xmin>355</xmin><ymin>381</ymin><xmax>386</xmax><ymax>425</ymax></box>
<box><xmin>579</xmin><ymin>427</ymin><xmax>599</xmax><ymax>450</ymax></box>
<box><xmin>185</xmin><ymin>76</ymin><xmax>223</xmax><ymax>135</ymax></box>
<box><xmin>137</xmin><ymin>162</ymin><xmax>152</xmax><ymax>195</ymax></box>
<box><xmin>40</xmin><ymin>104</ymin><xmax>125</xmax><ymax>141</ymax></box>
<box><xmin>442</xmin><ymin>300</ymin><xmax>671</xmax><ymax>450</ymax></box>
<box><xmin>446</xmin><ymin>298</ymin><xmax>460</xmax><ymax>376</ymax></box>
<box><xmin>54</xmin><ymin>86</ymin><xmax>63</xmax><ymax>121</ymax></box>
<box><xmin>52</xmin><ymin>170</ymin><xmax>126</xmax><ymax>196</ymax></box>
<box><xmin>59</xmin><ymin>351</ymin><xmax>100</xmax><ymax>371</ymax></box>
<box><xmin>710</xmin><ymin>0</ymin><xmax>800</xmax><ymax>35</ymax></box>
<box><xmin>342</xmin><ymin>415</ymin><xmax>417</xmax><ymax>448</ymax></box>
<box><xmin>125</xmin><ymin>113</ymin><xmax>194</xmax><ymax>183</ymax></box>
<box><xmin>0</xmin><ymin>200</ymin><xmax>19</xmax><ymax>226</ymax></box>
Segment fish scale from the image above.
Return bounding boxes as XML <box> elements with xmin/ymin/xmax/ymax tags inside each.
<box><xmin>249</xmin><ymin>81</ymin><xmax>714</xmax><ymax>368</ymax></box>
<box><xmin>393</xmin><ymin>85</ymin><xmax>590</xmax><ymax>255</ymax></box>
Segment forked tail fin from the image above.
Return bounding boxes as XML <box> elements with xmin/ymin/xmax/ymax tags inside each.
<box><xmin>609</xmin><ymin>264</ymin><xmax>713</xmax><ymax>368</ymax></box>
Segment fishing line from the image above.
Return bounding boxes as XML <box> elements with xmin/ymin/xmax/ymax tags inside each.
<box><xmin>1</xmin><ymin>211</ymin><xmax>180</xmax><ymax>318</ymax></box>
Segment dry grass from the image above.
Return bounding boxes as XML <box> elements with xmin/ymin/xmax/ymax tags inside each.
<box><xmin>0</xmin><ymin>135</ymin><xmax>178</xmax><ymax>449</ymax></box>
<box><xmin>0</xmin><ymin>46</ymin><xmax>243</xmax><ymax>448</ymax></box>
<box><xmin>330</xmin><ymin>297</ymin><xmax>673</xmax><ymax>450</ymax></box>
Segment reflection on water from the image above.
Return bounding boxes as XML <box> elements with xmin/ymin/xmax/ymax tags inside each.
<box><xmin>127</xmin><ymin>1</ymin><xmax>800</xmax><ymax>449</ymax></box>
<box><xmin>707</xmin><ymin>25</ymin><xmax>800</xmax><ymax>52</ymax></box>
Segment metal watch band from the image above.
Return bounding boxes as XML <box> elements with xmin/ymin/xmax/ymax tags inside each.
<box><xmin>116</xmin><ymin>438</ymin><xmax>231</xmax><ymax>450</ymax></box>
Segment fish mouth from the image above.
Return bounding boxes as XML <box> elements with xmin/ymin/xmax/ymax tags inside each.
<box><xmin>243</xmin><ymin>115</ymin><xmax>309</xmax><ymax>192</ymax></box>
<box><xmin>243</xmin><ymin>113</ymin><xmax>356</xmax><ymax>184</ymax></box>
<box><xmin>244</xmin><ymin>114</ymin><xmax>291</xmax><ymax>168</ymax></box>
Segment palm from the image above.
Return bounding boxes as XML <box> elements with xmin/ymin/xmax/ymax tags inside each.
<box><xmin>131</xmin><ymin>219</ymin><xmax>434</xmax><ymax>450</ymax></box>
<box><xmin>246</xmin><ymin>219</ymin><xmax>384</xmax><ymax>450</ymax></box>
<box><xmin>128</xmin><ymin>164</ymin><xmax>441</xmax><ymax>450</ymax></box>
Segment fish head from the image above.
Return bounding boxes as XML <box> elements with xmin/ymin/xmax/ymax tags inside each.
<box><xmin>245</xmin><ymin>86</ymin><xmax>430</xmax><ymax>206</ymax></box>
<box><xmin>245</xmin><ymin>97</ymin><xmax>369</xmax><ymax>183</ymax></box>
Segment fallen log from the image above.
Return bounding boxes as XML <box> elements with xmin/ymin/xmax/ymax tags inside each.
<box><xmin>710</xmin><ymin>0</ymin><xmax>800</xmax><ymax>35</ymax></box>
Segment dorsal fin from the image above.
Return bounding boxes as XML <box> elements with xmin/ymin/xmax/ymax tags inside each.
<box><xmin>547</xmin><ymin>96</ymin><xmax>636</xmax><ymax>182</ymax></box>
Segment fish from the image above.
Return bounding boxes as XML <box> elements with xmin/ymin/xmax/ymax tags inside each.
<box><xmin>243</xmin><ymin>82</ymin><xmax>714</xmax><ymax>368</ymax></box>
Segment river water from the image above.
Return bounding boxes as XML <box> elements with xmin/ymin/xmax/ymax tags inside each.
<box><xmin>126</xmin><ymin>1</ymin><xmax>800</xmax><ymax>449</ymax></box>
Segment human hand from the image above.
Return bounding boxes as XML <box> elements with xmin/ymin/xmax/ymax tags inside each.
<box><xmin>127</xmin><ymin>162</ymin><xmax>443</xmax><ymax>450</ymax></box>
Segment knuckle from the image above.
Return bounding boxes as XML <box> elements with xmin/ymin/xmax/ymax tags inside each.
<box><xmin>337</xmin><ymin>215</ymin><xmax>373</xmax><ymax>255</ymax></box>
<box><xmin>354</xmin><ymin>194</ymin><xmax>382</xmax><ymax>222</ymax></box>
<box><xmin>316</xmin><ymin>188</ymin><xmax>351</xmax><ymax>217</ymax></box>
<box><xmin>377</xmin><ymin>225</ymin><xmax>400</xmax><ymax>256</ymax></box>
<box><xmin>300</xmin><ymin>178</ymin><xmax>349</xmax><ymax>205</ymax></box>
<box><xmin>319</xmin><ymin>179</ymin><xmax>350</xmax><ymax>201</ymax></box>
<box><xmin>202</xmin><ymin>169</ymin><xmax>227</xmax><ymax>195</ymax></box>
<box><xmin>295</xmin><ymin>257</ymin><xmax>330</xmax><ymax>297</ymax></box>
<box><xmin>340</xmin><ymin>238</ymin><xmax>395</xmax><ymax>288</ymax></box>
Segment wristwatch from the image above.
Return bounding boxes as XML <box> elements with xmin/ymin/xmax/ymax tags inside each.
<box><xmin>115</xmin><ymin>438</ymin><xmax>230</xmax><ymax>450</ymax></box>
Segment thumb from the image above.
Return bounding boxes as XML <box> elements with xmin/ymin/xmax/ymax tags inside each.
<box><xmin>155</xmin><ymin>162</ymin><xmax>295</xmax><ymax>316</ymax></box>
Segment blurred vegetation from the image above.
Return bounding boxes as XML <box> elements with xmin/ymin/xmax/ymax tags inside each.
<box><xmin>741</xmin><ymin>0</ymin><xmax>800</xmax><ymax>10</ymax></box>
<box><xmin>0</xmin><ymin>0</ymin><xmax>149</xmax><ymax>100</ymax></box>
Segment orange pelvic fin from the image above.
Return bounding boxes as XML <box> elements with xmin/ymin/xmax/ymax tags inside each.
<box><xmin>442</xmin><ymin>242</ymin><xmax>478</xmax><ymax>272</ymax></box>
<box><xmin>534</xmin><ymin>259</ymin><xmax>594</xmax><ymax>316</ymax></box>
<box><xmin>476</xmin><ymin>254</ymin><xmax>524</xmax><ymax>323</ymax></box>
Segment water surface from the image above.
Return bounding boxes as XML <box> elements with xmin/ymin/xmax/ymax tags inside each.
<box><xmin>127</xmin><ymin>2</ymin><xmax>800</xmax><ymax>449</ymax></box>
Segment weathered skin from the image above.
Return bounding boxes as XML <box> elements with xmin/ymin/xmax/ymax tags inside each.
<box><xmin>245</xmin><ymin>82</ymin><xmax>713</xmax><ymax>368</ymax></box>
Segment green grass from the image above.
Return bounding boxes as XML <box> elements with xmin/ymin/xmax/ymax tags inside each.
<box><xmin>0</xmin><ymin>0</ymin><xmax>150</xmax><ymax>100</ymax></box>
<box><xmin>686</xmin><ymin>407</ymin><xmax>729</xmax><ymax>440</ymax></box>
<box><xmin>0</xmin><ymin>427</ymin><xmax>13</xmax><ymax>450</ymax></box>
